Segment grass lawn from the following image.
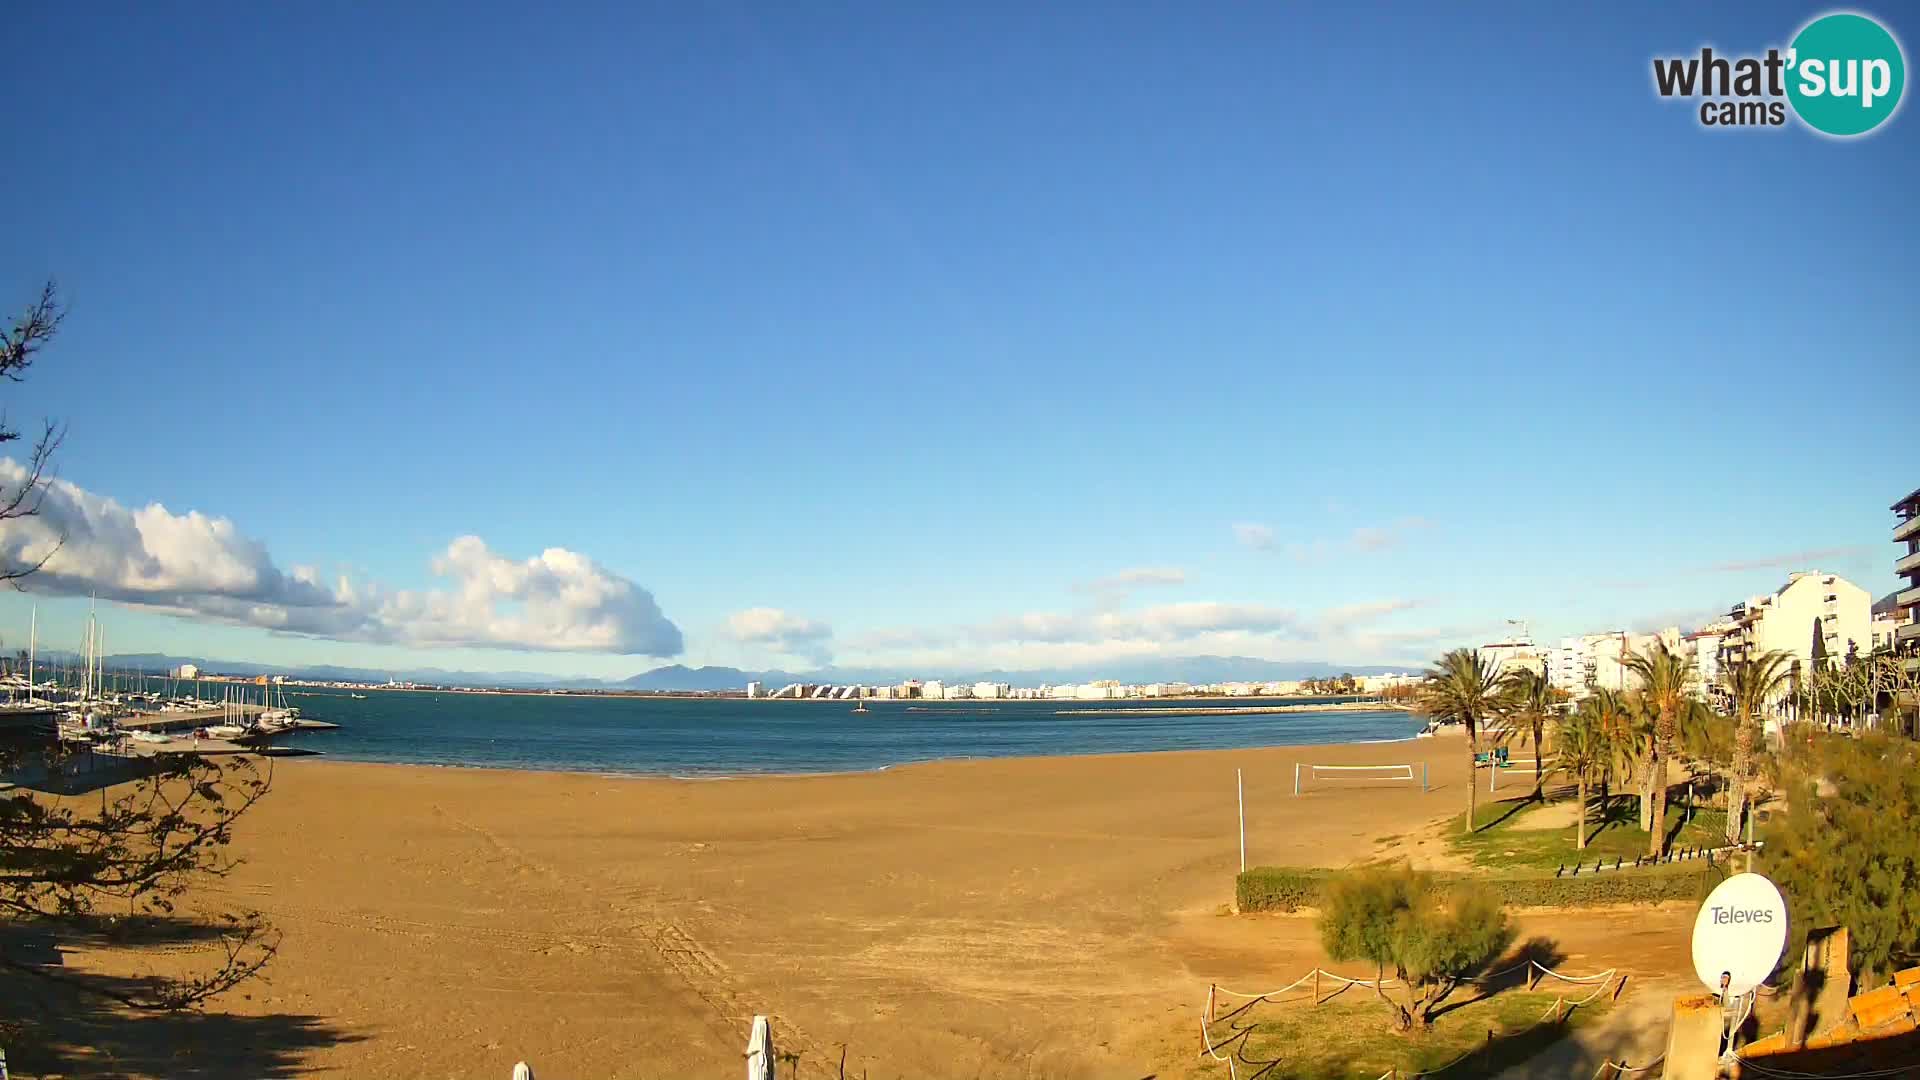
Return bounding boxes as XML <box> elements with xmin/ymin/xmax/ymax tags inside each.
<box><xmin>1447</xmin><ymin>788</ymin><xmax>1732</xmax><ymax>873</ymax></box>
<box><xmin>1204</xmin><ymin>986</ymin><xmax>1611</xmax><ymax>1080</ymax></box>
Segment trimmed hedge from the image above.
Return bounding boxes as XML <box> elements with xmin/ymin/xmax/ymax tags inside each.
<box><xmin>1236</xmin><ymin>862</ymin><xmax>1723</xmax><ymax>913</ymax></box>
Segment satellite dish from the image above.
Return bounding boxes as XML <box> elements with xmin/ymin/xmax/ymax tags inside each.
<box><xmin>1691</xmin><ymin>872</ymin><xmax>1789</xmax><ymax>996</ymax></box>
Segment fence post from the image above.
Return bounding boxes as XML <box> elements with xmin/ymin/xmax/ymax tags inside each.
<box><xmin>1206</xmin><ymin>983</ymin><xmax>1216</xmax><ymax>1023</ymax></box>
<box><xmin>1237</xmin><ymin>769</ymin><xmax>1246</xmax><ymax>873</ymax></box>
<box><xmin>1314</xmin><ymin>969</ymin><xmax>1321</xmax><ymax>1005</ymax></box>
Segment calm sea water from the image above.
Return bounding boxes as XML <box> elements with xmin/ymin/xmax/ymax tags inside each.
<box><xmin>271</xmin><ymin>688</ymin><xmax>1422</xmax><ymax>775</ymax></box>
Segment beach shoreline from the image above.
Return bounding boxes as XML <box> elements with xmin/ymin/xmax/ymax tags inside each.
<box><xmin>294</xmin><ymin>715</ymin><xmax>1447</xmax><ymax>782</ymax></box>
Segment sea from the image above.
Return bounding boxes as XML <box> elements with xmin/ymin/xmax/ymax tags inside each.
<box><xmin>272</xmin><ymin>687</ymin><xmax>1423</xmax><ymax>776</ymax></box>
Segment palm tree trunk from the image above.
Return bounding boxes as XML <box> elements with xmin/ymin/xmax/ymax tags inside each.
<box><xmin>1534</xmin><ymin>721</ymin><xmax>1545</xmax><ymax>798</ymax></box>
<box><xmin>1647</xmin><ymin>708</ymin><xmax>1674</xmax><ymax>857</ymax></box>
<box><xmin>1464</xmin><ymin>722</ymin><xmax>1478</xmax><ymax>833</ymax></box>
<box><xmin>1646</xmin><ymin>756</ymin><xmax>1668</xmax><ymax>856</ymax></box>
<box><xmin>1638</xmin><ymin>755</ymin><xmax>1654</xmax><ymax>831</ymax></box>
<box><xmin>1726</xmin><ymin>718</ymin><xmax>1752</xmax><ymax>846</ymax></box>
<box><xmin>1576</xmin><ymin>775</ymin><xmax>1588</xmax><ymax>850</ymax></box>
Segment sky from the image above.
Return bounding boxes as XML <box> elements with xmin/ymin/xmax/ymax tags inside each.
<box><xmin>0</xmin><ymin>2</ymin><xmax>1914</xmax><ymax>680</ymax></box>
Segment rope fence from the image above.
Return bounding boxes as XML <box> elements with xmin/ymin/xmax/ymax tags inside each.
<box><xmin>1199</xmin><ymin>960</ymin><xmax>1625</xmax><ymax>1080</ymax></box>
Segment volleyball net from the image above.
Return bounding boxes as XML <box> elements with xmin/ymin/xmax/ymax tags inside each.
<box><xmin>1293</xmin><ymin>762</ymin><xmax>1428</xmax><ymax>794</ymax></box>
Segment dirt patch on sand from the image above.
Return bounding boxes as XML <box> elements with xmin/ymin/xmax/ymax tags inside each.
<box><xmin>1510</xmin><ymin>799</ymin><xmax>1583</xmax><ymax>831</ymax></box>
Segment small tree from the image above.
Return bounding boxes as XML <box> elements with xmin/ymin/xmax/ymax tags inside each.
<box><xmin>1554</xmin><ymin>706</ymin><xmax>1610</xmax><ymax>850</ymax></box>
<box><xmin>1420</xmin><ymin>649</ymin><xmax>1504</xmax><ymax>833</ymax></box>
<box><xmin>1499</xmin><ymin>667</ymin><xmax>1563</xmax><ymax>799</ymax></box>
<box><xmin>1</xmin><ymin>281</ymin><xmax>68</xmax><ymax>583</ymax></box>
<box><xmin>1771</xmin><ymin>735</ymin><xmax>1920</xmax><ymax>987</ymax></box>
<box><xmin>1721</xmin><ymin>651</ymin><xmax>1793</xmax><ymax>845</ymax></box>
<box><xmin>1623</xmin><ymin>642</ymin><xmax>1699</xmax><ymax>857</ymax></box>
<box><xmin>1</xmin><ymin>282</ymin><xmax>278</xmax><ymax>1015</ymax></box>
<box><xmin>1586</xmin><ymin>687</ymin><xmax>1638</xmax><ymax>808</ymax></box>
<box><xmin>1319</xmin><ymin>865</ymin><xmax>1513</xmax><ymax>1033</ymax></box>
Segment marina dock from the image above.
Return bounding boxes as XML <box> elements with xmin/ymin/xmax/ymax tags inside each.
<box><xmin>117</xmin><ymin>706</ymin><xmax>341</xmax><ymax>734</ymax></box>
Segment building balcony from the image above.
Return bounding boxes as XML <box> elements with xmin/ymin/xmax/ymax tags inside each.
<box><xmin>1897</xmin><ymin>514</ymin><xmax>1920</xmax><ymax>544</ymax></box>
<box><xmin>1899</xmin><ymin>622</ymin><xmax>1920</xmax><ymax>646</ymax></box>
<box><xmin>1902</xmin><ymin>585</ymin><xmax>1920</xmax><ymax>611</ymax></box>
<box><xmin>1898</xmin><ymin>547</ymin><xmax>1920</xmax><ymax>577</ymax></box>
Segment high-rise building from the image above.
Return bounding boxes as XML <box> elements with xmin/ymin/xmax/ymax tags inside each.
<box><xmin>1894</xmin><ymin>487</ymin><xmax>1920</xmax><ymax>671</ymax></box>
<box><xmin>745</xmin><ymin>681</ymin><xmax>762</xmax><ymax>699</ymax></box>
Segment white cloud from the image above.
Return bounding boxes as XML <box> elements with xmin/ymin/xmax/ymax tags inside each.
<box><xmin>846</xmin><ymin>597</ymin><xmax>1441</xmax><ymax>671</ymax></box>
<box><xmin>1232</xmin><ymin>523</ymin><xmax>1276</xmax><ymax>550</ymax></box>
<box><xmin>0</xmin><ymin>461</ymin><xmax>683</xmax><ymax>656</ymax></box>
<box><xmin>1073</xmin><ymin>566</ymin><xmax>1187</xmax><ymax>593</ymax></box>
<box><xmin>725</xmin><ymin>606</ymin><xmax>833</xmax><ymax>662</ymax></box>
<box><xmin>1704</xmin><ymin>546</ymin><xmax>1873</xmax><ymax>574</ymax></box>
<box><xmin>377</xmin><ymin>537</ymin><xmax>683</xmax><ymax>655</ymax></box>
<box><xmin>1235</xmin><ymin>517</ymin><xmax>1433</xmax><ymax>562</ymax></box>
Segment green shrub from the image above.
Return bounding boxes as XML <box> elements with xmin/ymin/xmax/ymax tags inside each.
<box><xmin>1237</xmin><ymin>862</ymin><xmax>1722</xmax><ymax>913</ymax></box>
<box><xmin>1237</xmin><ymin>867</ymin><xmax>1334</xmax><ymax>912</ymax></box>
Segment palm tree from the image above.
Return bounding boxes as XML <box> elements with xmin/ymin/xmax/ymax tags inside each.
<box><xmin>1622</xmin><ymin>642</ymin><xmax>1699</xmax><ymax>857</ymax></box>
<box><xmin>1581</xmin><ymin>687</ymin><xmax>1637</xmax><ymax>816</ymax></box>
<box><xmin>1420</xmin><ymin>648</ymin><xmax>1505</xmax><ymax>834</ymax></box>
<box><xmin>1553</xmin><ymin>706</ymin><xmax>1610</xmax><ymax>850</ymax></box>
<box><xmin>1622</xmin><ymin>691</ymin><xmax>1660</xmax><ymax>831</ymax></box>
<box><xmin>1500</xmin><ymin>667</ymin><xmax>1562</xmax><ymax>799</ymax></box>
<box><xmin>1720</xmin><ymin>649</ymin><xmax>1793</xmax><ymax>846</ymax></box>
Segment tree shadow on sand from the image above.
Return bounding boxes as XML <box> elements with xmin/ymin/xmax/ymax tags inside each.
<box><xmin>1</xmin><ymin>922</ymin><xmax>361</xmax><ymax>1078</ymax></box>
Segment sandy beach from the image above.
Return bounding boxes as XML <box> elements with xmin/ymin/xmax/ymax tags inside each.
<box><xmin>24</xmin><ymin>738</ymin><xmax>1696</xmax><ymax>1079</ymax></box>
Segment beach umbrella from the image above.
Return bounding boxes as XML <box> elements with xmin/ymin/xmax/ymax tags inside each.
<box><xmin>746</xmin><ymin>1015</ymin><xmax>774</xmax><ymax>1080</ymax></box>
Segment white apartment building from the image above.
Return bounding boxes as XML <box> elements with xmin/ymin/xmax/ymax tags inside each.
<box><xmin>1719</xmin><ymin>572</ymin><xmax>1871</xmax><ymax>673</ymax></box>
<box><xmin>1479</xmin><ymin>632</ymin><xmax>1546</xmax><ymax>679</ymax></box>
<box><xmin>1871</xmin><ymin>611</ymin><xmax>1903</xmax><ymax>654</ymax></box>
<box><xmin>173</xmin><ymin>663</ymin><xmax>199</xmax><ymax>679</ymax></box>
<box><xmin>1356</xmin><ymin>673</ymin><xmax>1419</xmax><ymax>694</ymax></box>
<box><xmin>972</xmin><ymin>682</ymin><xmax>1009</xmax><ymax>699</ymax></box>
<box><xmin>1894</xmin><ymin>488</ymin><xmax>1920</xmax><ymax>672</ymax></box>
<box><xmin>1686</xmin><ymin>621</ymin><xmax>1735</xmax><ymax>698</ymax></box>
<box><xmin>1547</xmin><ymin>628</ymin><xmax>1682</xmax><ymax>700</ymax></box>
<box><xmin>745</xmin><ymin>681</ymin><xmax>762</xmax><ymax>699</ymax></box>
<box><xmin>921</xmin><ymin>680</ymin><xmax>945</xmax><ymax>701</ymax></box>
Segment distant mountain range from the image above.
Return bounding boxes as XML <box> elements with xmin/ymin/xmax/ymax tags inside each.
<box><xmin>41</xmin><ymin>652</ymin><xmax>1415</xmax><ymax>692</ymax></box>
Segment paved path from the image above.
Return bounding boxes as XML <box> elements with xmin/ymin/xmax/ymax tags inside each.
<box><xmin>1493</xmin><ymin>978</ymin><xmax>1677</xmax><ymax>1079</ymax></box>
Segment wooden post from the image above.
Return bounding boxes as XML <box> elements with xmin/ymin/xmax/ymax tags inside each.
<box><xmin>1313</xmin><ymin>968</ymin><xmax>1321</xmax><ymax>1005</ymax></box>
<box><xmin>1206</xmin><ymin>983</ymin><xmax>1216</xmax><ymax>1022</ymax></box>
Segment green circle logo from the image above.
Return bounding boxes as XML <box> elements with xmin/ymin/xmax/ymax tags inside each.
<box><xmin>1787</xmin><ymin>13</ymin><xmax>1906</xmax><ymax>136</ymax></box>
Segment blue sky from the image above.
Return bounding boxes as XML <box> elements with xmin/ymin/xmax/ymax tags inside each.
<box><xmin>0</xmin><ymin>2</ymin><xmax>1913</xmax><ymax>679</ymax></box>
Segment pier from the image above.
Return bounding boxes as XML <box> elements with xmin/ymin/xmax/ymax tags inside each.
<box><xmin>117</xmin><ymin>706</ymin><xmax>341</xmax><ymax>735</ymax></box>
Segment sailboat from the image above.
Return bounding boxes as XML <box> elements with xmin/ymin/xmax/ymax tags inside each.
<box><xmin>851</xmin><ymin>698</ymin><xmax>869</xmax><ymax>714</ymax></box>
<box><xmin>205</xmin><ymin>687</ymin><xmax>249</xmax><ymax>740</ymax></box>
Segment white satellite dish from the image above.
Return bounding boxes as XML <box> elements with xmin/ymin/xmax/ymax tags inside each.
<box><xmin>1691</xmin><ymin>872</ymin><xmax>1789</xmax><ymax>996</ymax></box>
